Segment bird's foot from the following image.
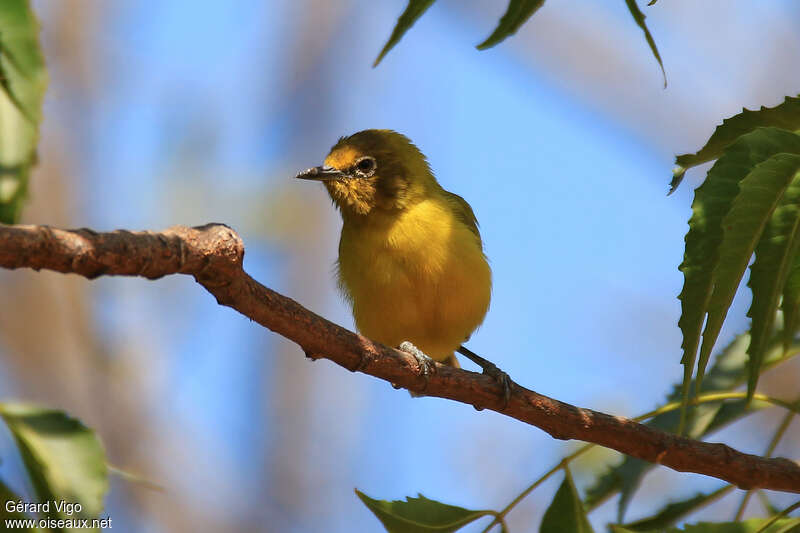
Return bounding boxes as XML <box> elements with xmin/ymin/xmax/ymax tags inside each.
<box><xmin>397</xmin><ymin>341</ymin><xmax>436</xmax><ymax>394</ymax></box>
<box><xmin>457</xmin><ymin>346</ymin><xmax>512</xmax><ymax>409</ymax></box>
<box><xmin>481</xmin><ymin>362</ymin><xmax>512</xmax><ymax>408</ymax></box>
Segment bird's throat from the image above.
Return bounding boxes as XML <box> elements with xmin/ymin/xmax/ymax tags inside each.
<box><xmin>325</xmin><ymin>179</ymin><xmax>378</xmax><ymax>216</ymax></box>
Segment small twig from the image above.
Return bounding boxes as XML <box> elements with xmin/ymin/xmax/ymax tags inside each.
<box><xmin>1</xmin><ymin>223</ymin><xmax>800</xmax><ymax>493</ymax></box>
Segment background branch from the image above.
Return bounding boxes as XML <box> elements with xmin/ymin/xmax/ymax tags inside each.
<box><xmin>1</xmin><ymin>222</ymin><xmax>799</xmax><ymax>494</ymax></box>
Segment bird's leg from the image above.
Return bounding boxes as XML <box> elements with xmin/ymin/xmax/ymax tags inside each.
<box><xmin>398</xmin><ymin>341</ymin><xmax>436</xmax><ymax>390</ymax></box>
<box><xmin>457</xmin><ymin>345</ymin><xmax>512</xmax><ymax>408</ymax></box>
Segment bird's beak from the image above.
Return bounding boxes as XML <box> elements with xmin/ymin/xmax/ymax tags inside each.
<box><xmin>294</xmin><ymin>165</ymin><xmax>344</xmax><ymax>181</ymax></box>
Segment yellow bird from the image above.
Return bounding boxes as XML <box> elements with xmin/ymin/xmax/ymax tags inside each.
<box><xmin>296</xmin><ymin>129</ymin><xmax>509</xmax><ymax>400</ymax></box>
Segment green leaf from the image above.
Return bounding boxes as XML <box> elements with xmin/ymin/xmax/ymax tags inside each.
<box><xmin>355</xmin><ymin>490</ymin><xmax>499</xmax><ymax>533</ymax></box>
<box><xmin>0</xmin><ymin>0</ymin><xmax>47</xmax><ymax>223</ymax></box>
<box><xmin>585</xmin><ymin>331</ymin><xmax>795</xmax><ymax>520</ymax></box>
<box><xmin>666</xmin><ymin>518</ymin><xmax>800</xmax><ymax>533</ymax></box>
<box><xmin>475</xmin><ymin>0</ymin><xmax>545</xmax><ymax>50</ymax></box>
<box><xmin>782</xmin><ymin>252</ymin><xmax>800</xmax><ymax>351</ymax></box>
<box><xmin>678</xmin><ymin>136</ymin><xmax>761</xmax><ymax>427</ymax></box>
<box><xmin>677</xmin><ymin>127</ymin><xmax>800</xmax><ymax>430</ymax></box>
<box><xmin>619</xmin><ymin>485</ymin><xmax>734</xmax><ymax>531</ymax></box>
<box><xmin>540</xmin><ymin>469</ymin><xmax>594</xmax><ymax>533</ymax></box>
<box><xmin>697</xmin><ymin>152</ymin><xmax>800</xmax><ymax>391</ymax></box>
<box><xmin>373</xmin><ymin>0</ymin><xmax>436</xmax><ymax>67</ymax></box>
<box><xmin>0</xmin><ymin>403</ymin><xmax>109</xmax><ymax>522</ymax></box>
<box><xmin>746</xmin><ymin>169</ymin><xmax>800</xmax><ymax>398</ymax></box>
<box><xmin>624</xmin><ymin>0</ymin><xmax>666</xmax><ymax>87</ymax></box>
<box><xmin>670</xmin><ymin>95</ymin><xmax>800</xmax><ymax>193</ymax></box>
<box><xmin>0</xmin><ymin>0</ymin><xmax>46</xmax><ymax>123</ymax></box>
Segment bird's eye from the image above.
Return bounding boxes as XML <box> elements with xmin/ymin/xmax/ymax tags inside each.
<box><xmin>355</xmin><ymin>157</ymin><xmax>376</xmax><ymax>175</ymax></box>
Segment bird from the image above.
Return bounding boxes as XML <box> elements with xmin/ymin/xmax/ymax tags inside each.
<box><xmin>295</xmin><ymin>129</ymin><xmax>510</xmax><ymax>402</ymax></box>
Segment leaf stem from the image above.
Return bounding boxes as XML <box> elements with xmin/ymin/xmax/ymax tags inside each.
<box><xmin>752</xmin><ymin>499</ymin><xmax>800</xmax><ymax>533</ymax></box>
<box><xmin>644</xmin><ymin>392</ymin><xmax>800</xmax><ymax>420</ymax></box>
<box><xmin>479</xmin><ymin>451</ymin><xmax>585</xmax><ymax>533</ymax></box>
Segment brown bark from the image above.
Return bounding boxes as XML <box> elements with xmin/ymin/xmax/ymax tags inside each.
<box><xmin>1</xmin><ymin>222</ymin><xmax>799</xmax><ymax>493</ymax></box>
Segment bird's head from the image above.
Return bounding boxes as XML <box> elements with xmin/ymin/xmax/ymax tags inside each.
<box><xmin>295</xmin><ymin>129</ymin><xmax>434</xmax><ymax>216</ymax></box>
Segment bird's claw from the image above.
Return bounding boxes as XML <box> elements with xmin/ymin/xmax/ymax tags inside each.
<box><xmin>457</xmin><ymin>346</ymin><xmax>512</xmax><ymax>409</ymax></box>
<box><xmin>488</xmin><ymin>366</ymin><xmax>513</xmax><ymax>408</ymax></box>
<box><xmin>472</xmin><ymin>367</ymin><xmax>512</xmax><ymax>410</ymax></box>
<box><xmin>398</xmin><ymin>341</ymin><xmax>436</xmax><ymax>390</ymax></box>
<box><xmin>478</xmin><ymin>360</ymin><xmax>512</xmax><ymax>408</ymax></box>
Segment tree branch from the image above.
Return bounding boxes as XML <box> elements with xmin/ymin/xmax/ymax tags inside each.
<box><xmin>1</xmin><ymin>222</ymin><xmax>799</xmax><ymax>493</ymax></box>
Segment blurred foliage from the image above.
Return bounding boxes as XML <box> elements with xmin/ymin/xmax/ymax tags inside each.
<box><xmin>0</xmin><ymin>0</ymin><xmax>106</xmax><ymax>525</ymax></box>
<box><xmin>583</xmin><ymin>331</ymin><xmax>796</xmax><ymax>519</ymax></box>
<box><xmin>618</xmin><ymin>486</ymin><xmax>735</xmax><ymax>532</ymax></box>
<box><xmin>0</xmin><ymin>403</ymin><xmax>108</xmax><ymax>526</ymax></box>
<box><xmin>375</xmin><ymin>0</ymin><xmax>664</xmax><ymax>83</ymax></box>
<box><xmin>613</xmin><ymin>518</ymin><xmax>800</xmax><ymax>533</ymax></box>
<box><xmin>0</xmin><ymin>0</ymin><xmax>46</xmax><ymax>223</ymax></box>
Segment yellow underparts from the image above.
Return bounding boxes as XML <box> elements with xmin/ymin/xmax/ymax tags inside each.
<box><xmin>337</xmin><ymin>197</ymin><xmax>491</xmax><ymax>361</ymax></box>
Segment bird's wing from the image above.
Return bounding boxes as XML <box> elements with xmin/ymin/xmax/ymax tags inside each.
<box><xmin>442</xmin><ymin>190</ymin><xmax>481</xmax><ymax>241</ymax></box>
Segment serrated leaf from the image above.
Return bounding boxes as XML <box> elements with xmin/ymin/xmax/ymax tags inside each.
<box><xmin>624</xmin><ymin>0</ymin><xmax>666</xmax><ymax>87</ymax></box>
<box><xmin>670</xmin><ymin>95</ymin><xmax>800</xmax><ymax>193</ymax></box>
<box><xmin>666</xmin><ymin>518</ymin><xmax>800</xmax><ymax>533</ymax></box>
<box><xmin>677</xmin><ymin>127</ymin><xmax>800</xmax><ymax>430</ymax></box>
<box><xmin>540</xmin><ymin>469</ymin><xmax>594</xmax><ymax>533</ymax></box>
<box><xmin>746</xmin><ymin>169</ymin><xmax>800</xmax><ymax>398</ymax></box>
<box><xmin>619</xmin><ymin>485</ymin><xmax>734</xmax><ymax>531</ymax></box>
<box><xmin>697</xmin><ymin>152</ymin><xmax>800</xmax><ymax>392</ymax></box>
<box><xmin>677</xmin><ymin>135</ymin><xmax>764</xmax><ymax>425</ymax></box>
<box><xmin>373</xmin><ymin>0</ymin><xmax>436</xmax><ymax>67</ymax></box>
<box><xmin>476</xmin><ymin>0</ymin><xmax>545</xmax><ymax>50</ymax></box>
<box><xmin>0</xmin><ymin>0</ymin><xmax>47</xmax><ymax>223</ymax></box>
<box><xmin>0</xmin><ymin>403</ymin><xmax>108</xmax><ymax>523</ymax></box>
<box><xmin>356</xmin><ymin>490</ymin><xmax>499</xmax><ymax>533</ymax></box>
<box><xmin>585</xmin><ymin>331</ymin><xmax>795</xmax><ymax>520</ymax></box>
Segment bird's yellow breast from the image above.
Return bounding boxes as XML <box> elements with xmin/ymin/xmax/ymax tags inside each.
<box><xmin>337</xmin><ymin>197</ymin><xmax>491</xmax><ymax>360</ymax></box>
